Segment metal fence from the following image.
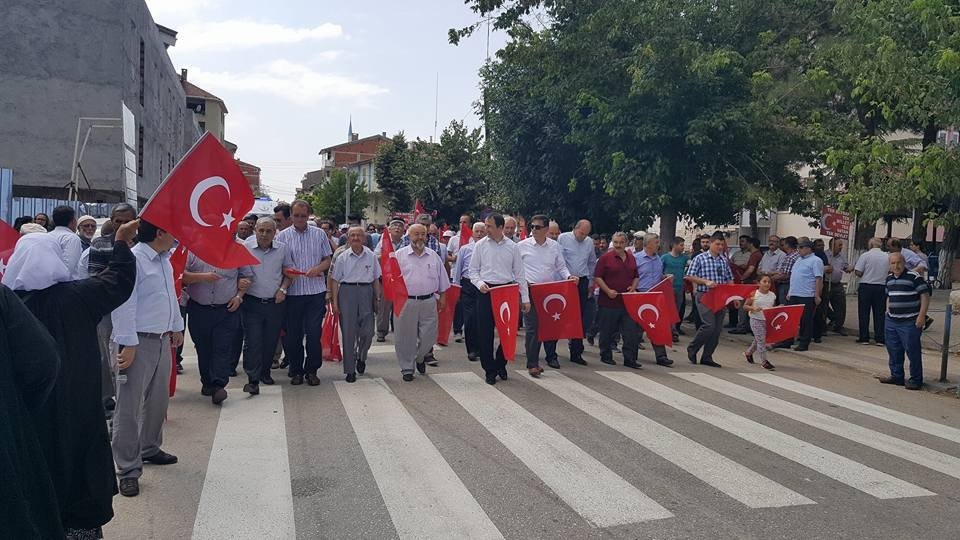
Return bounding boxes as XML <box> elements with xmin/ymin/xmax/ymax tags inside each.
<box><xmin>0</xmin><ymin>167</ymin><xmax>117</xmax><ymax>223</ymax></box>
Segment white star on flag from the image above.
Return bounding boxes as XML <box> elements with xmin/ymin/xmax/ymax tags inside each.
<box><xmin>220</xmin><ymin>210</ymin><xmax>235</xmax><ymax>229</ymax></box>
<box><xmin>775</xmin><ymin>324</ymin><xmax>782</xmax><ymax>330</ymax></box>
<box><xmin>551</xmin><ymin>312</ymin><xmax>561</xmax><ymax>321</ymax></box>
<box><xmin>647</xmin><ymin>322</ymin><xmax>655</xmax><ymax>329</ymax></box>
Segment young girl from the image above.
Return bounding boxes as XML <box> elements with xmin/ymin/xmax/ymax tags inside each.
<box><xmin>744</xmin><ymin>275</ymin><xmax>776</xmax><ymax>370</ymax></box>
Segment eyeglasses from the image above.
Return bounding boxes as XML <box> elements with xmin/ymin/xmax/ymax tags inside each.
<box><xmin>80</xmin><ymin>224</ymin><xmax>97</xmax><ymax>229</ymax></box>
<box><xmin>530</xmin><ymin>224</ymin><xmax>545</xmax><ymax>230</ymax></box>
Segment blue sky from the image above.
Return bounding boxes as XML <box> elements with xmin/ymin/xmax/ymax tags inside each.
<box><xmin>146</xmin><ymin>0</ymin><xmax>505</xmax><ymax>201</ymax></box>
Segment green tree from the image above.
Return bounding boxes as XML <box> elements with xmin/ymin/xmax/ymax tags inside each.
<box><xmin>304</xmin><ymin>169</ymin><xmax>369</xmax><ymax>222</ymax></box>
<box><xmin>374</xmin><ymin>133</ymin><xmax>413</xmax><ymax>212</ymax></box>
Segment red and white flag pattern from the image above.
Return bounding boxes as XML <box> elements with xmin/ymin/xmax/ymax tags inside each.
<box><xmin>646</xmin><ymin>275</ymin><xmax>680</xmax><ymax>324</ymax></box>
<box><xmin>489</xmin><ymin>283</ymin><xmax>520</xmax><ymax>361</ymax></box>
<box><xmin>621</xmin><ymin>292</ymin><xmax>674</xmax><ymax>346</ymax></box>
<box><xmin>700</xmin><ymin>283</ymin><xmax>758</xmax><ymax>313</ymax></box>
<box><xmin>762</xmin><ymin>304</ymin><xmax>804</xmax><ymax>344</ymax></box>
<box><xmin>529</xmin><ymin>280</ymin><xmax>583</xmax><ymax>342</ymax></box>
<box><xmin>436</xmin><ymin>284</ymin><xmax>461</xmax><ymax>345</ymax></box>
<box><xmin>378</xmin><ymin>230</ymin><xmax>408</xmax><ymax>317</ymax></box>
<box><xmin>0</xmin><ymin>219</ymin><xmax>19</xmax><ymax>278</ymax></box>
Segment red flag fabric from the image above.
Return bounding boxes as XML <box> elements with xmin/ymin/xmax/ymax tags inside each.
<box><xmin>647</xmin><ymin>276</ymin><xmax>680</xmax><ymax>324</ymax></box>
<box><xmin>436</xmin><ymin>284</ymin><xmax>461</xmax><ymax>345</ymax></box>
<box><xmin>378</xmin><ymin>231</ymin><xmax>408</xmax><ymax>316</ymax></box>
<box><xmin>415</xmin><ymin>199</ymin><xmax>426</xmax><ymax>216</ymax></box>
<box><xmin>621</xmin><ymin>292</ymin><xmax>674</xmax><ymax>346</ymax></box>
<box><xmin>458</xmin><ymin>221</ymin><xmax>471</xmax><ymax>252</ymax></box>
<box><xmin>699</xmin><ymin>283</ymin><xmax>758</xmax><ymax>313</ymax></box>
<box><xmin>170</xmin><ymin>244</ymin><xmax>188</xmax><ymax>300</ymax></box>
<box><xmin>140</xmin><ymin>132</ymin><xmax>258</xmax><ymax>269</ymax></box>
<box><xmin>169</xmin><ymin>349</ymin><xmax>178</xmax><ymax>397</ymax></box>
<box><xmin>530</xmin><ymin>280</ymin><xmax>583</xmax><ymax>342</ymax></box>
<box><xmin>489</xmin><ymin>283</ymin><xmax>520</xmax><ymax>361</ymax></box>
<box><xmin>321</xmin><ymin>310</ymin><xmax>343</xmax><ymax>361</ymax></box>
<box><xmin>518</xmin><ymin>219</ymin><xmax>527</xmax><ymax>241</ymax></box>
<box><xmin>0</xmin><ymin>218</ymin><xmax>20</xmax><ymax>278</ymax></box>
<box><xmin>762</xmin><ymin>304</ymin><xmax>805</xmax><ymax>344</ymax></box>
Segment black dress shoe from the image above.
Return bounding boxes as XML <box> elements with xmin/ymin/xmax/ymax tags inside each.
<box><xmin>485</xmin><ymin>375</ymin><xmax>497</xmax><ymax>385</ymax></box>
<box><xmin>416</xmin><ymin>362</ymin><xmax>426</xmax><ymax>374</ymax></box>
<box><xmin>176</xmin><ymin>363</ymin><xmax>184</xmax><ymax>374</ymax></box>
<box><xmin>905</xmin><ymin>381</ymin><xmax>922</xmax><ymax>390</ymax></box>
<box><xmin>773</xmin><ymin>342</ymin><xmax>792</xmax><ymax>349</ymax></box>
<box><xmin>119</xmin><ymin>477</ymin><xmax>139</xmax><ymax>497</ymax></box>
<box><xmin>357</xmin><ymin>360</ymin><xmax>366</xmax><ymax>374</ymax></box>
<box><xmin>656</xmin><ymin>357</ymin><xmax>674</xmax><ymax>367</ymax></box>
<box><xmin>455</xmin><ymin>337</ymin><xmax>464</xmax><ymax>343</ymax></box>
<box><xmin>497</xmin><ymin>368</ymin><xmax>508</xmax><ymax>381</ymax></box>
<box><xmin>425</xmin><ymin>356</ymin><xmax>439</xmax><ymax>367</ymax></box>
<box><xmin>229</xmin><ymin>369</ymin><xmax>238</xmax><ymax>377</ymax></box>
<box><xmin>600</xmin><ymin>357</ymin><xmax>616</xmax><ymax>366</ymax></box>
<box><xmin>623</xmin><ymin>361</ymin><xmax>642</xmax><ymax>369</ymax></box>
<box><xmin>290</xmin><ymin>375</ymin><xmax>304</xmax><ymax>385</ymax></box>
<box><xmin>279</xmin><ymin>359</ymin><xmax>289</xmax><ymax>369</ymax></box>
<box><xmin>728</xmin><ymin>329</ymin><xmax>748</xmax><ymax>335</ymax></box>
<box><xmin>813</xmin><ymin>337</ymin><xmax>822</xmax><ymax>343</ymax></box>
<box><xmin>687</xmin><ymin>350</ymin><xmax>698</xmax><ymax>365</ymax></box>
<box><xmin>143</xmin><ymin>449</ymin><xmax>178</xmax><ymax>465</ymax></box>
<box><xmin>212</xmin><ymin>387</ymin><xmax>228</xmax><ymax>405</ymax></box>
<box><xmin>700</xmin><ymin>359</ymin><xmax>722</xmax><ymax>368</ymax></box>
<box><xmin>570</xmin><ymin>357</ymin><xmax>588</xmax><ymax>366</ymax></box>
<box><xmin>834</xmin><ymin>328</ymin><xmax>848</xmax><ymax>336</ymax></box>
<box><xmin>794</xmin><ymin>345</ymin><xmax>809</xmax><ymax>352</ymax></box>
<box><xmin>586</xmin><ymin>335</ymin><xmax>595</xmax><ymax>346</ymax></box>
<box><xmin>467</xmin><ymin>353</ymin><xmax>479</xmax><ymax>362</ymax></box>
<box><xmin>261</xmin><ymin>375</ymin><xmax>275</xmax><ymax>385</ymax></box>
<box><xmin>546</xmin><ymin>358</ymin><xmax>560</xmax><ymax>369</ymax></box>
<box><xmin>877</xmin><ymin>376</ymin><xmax>904</xmax><ymax>385</ymax></box>
<box><xmin>201</xmin><ymin>385</ymin><xmax>214</xmax><ymax>396</ymax></box>
<box><xmin>345</xmin><ymin>373</ymin><xmax>357</xmax><ymax>383</ymax></box>
<box><xmin>243</xmin><ymin>382</ymin><xmax>260</xmax><ymax>395</ymax></box>
<box><xmin>376</xmin><ymin>336</ymin><xmax>386</xmax><ymax>342</ymax></box>
<box><xmin>402</xmin><ymin>373</ymin><xmax>414</xmax><ymax>382</ymax></box>
<box><xmin>306</xmin><ymin>373</ymin><xmax>321</xmax><ymax>386</ymax></box>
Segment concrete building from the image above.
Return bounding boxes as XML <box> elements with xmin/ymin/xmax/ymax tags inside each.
<box><xmin>0</xmin><ymin>0</ymin><xmax>197</xmax><ymax>204</ymax></box>
<box><xmin>181</xmin><ymin>69</ymin><xmax>227</xmax><ymax>144</ymax></box>
<box><xmin>315</xmin><ymin>129</ymin><xmax>392</xmax><ymax>224</ymax></box>
<box><xmin>236</xmin><ymin>159</ymin><xmax>262</xmax><ymax>194</ymax></box>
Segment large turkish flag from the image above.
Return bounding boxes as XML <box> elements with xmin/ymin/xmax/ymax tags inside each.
<box><xmin>647</xmin><ymin>276</ymin><xmax>680</xmax><ymax>324</ymax></box>
<box><xmin>436</xmin><ymin>284</ymin><xmax>461</xmax><ymax>345</ymax></box>
<box><xmin>0</xmin><ymin>219</ymin><xmax>19</xmax><ymax>278</ymax></box>
<box><xmin>700</xmin><ymin>283</ymin><xmax>758</xmax><ymax>313</ymax></box>
<box><xmin>458</xmin><ymin>221</ymin><xmax>471</xmax><ymax>253</ymax></box>
<box><xmin>489</xmin><ymin>283</ymin><xmax>520</xmax><ymax>361</ymax></box>
<box><xmin>530</xmin><ymin>279</ymin><xmax>583</xmax><ymax>342</ymax></box>
<box><xmin>763</xmin><ymin>304</ymin><xmax>805</xmax><ymax>344</ymax></box>
<box><xmin>140</xmin><ymin>132</ymin><xmax>258</xmax><ymax>269</ymax></box>
<box><xmin>378</xmin><ymin>230</ymin><xmax>408</xmax><ymax>317</ymax></box>
<box><xmin>622</xmin><ymin>292</ymin><xmax>674</xmax><ymax>346</ymax></box>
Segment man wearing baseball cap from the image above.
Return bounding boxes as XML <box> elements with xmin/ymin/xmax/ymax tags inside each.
<box><xmin>786</xmin><ymin>239</ymin><xmax>824</xmax><ymax>351</ymax></box>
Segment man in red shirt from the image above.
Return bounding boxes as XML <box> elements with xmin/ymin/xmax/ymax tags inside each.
<box><xmin>594</xmin><ymin>232</ymin><xmax>643</xmax><ymax>368</ymax></box>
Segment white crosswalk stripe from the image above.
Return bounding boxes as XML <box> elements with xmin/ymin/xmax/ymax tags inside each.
<box><xmin>599</xmin><ymin>371</ymin><xmax>934</xmax><ymax>499</ymax></box>
<box><xmin>519</xmin><ymin>370</ymin><xmax>815</xmax><ymax>508</ymax></box>
<box><xmin>431</xmin><ymin>372</ymin><xmax>674</xmax><ymax>527</ymax></box>
<box><xmin>334</xmin><ymin>378</ymin><xmax>503</xmax><ymax>540</ymax></box>
<box><xmin>674</xmin><ymin>373</ymin><xmax>960</xmax><ymax>481</ymax></box>
<box><xmin>741</xmin><ymin>373</ymin><xmax>960</xmax><ymax>445</ymax></box>
<box><xmin>192</xmin><ymin>385</ymin><xmax>295</xmax><ymax>539</ymax></box>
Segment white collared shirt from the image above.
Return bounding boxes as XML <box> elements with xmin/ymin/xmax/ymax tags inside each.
<box><xmin>518</xmin><ymin>236</ymin><xmax>571</xmax><ymax>284</ymax></box>
<box><xmin>48</xmin><ymin>225</ymin><xmax>84</xmax><ymax>280</ymax></box>
<box><xmin>111</xmin><ymin>242</ymin><xmax>184</xmax><ymax>346</ymax></box>
<box><xmin>466</xmin><ymin>235</ymin><xmax>529</xmax><ymax>302</ymax></box>
<box><xmin>854</xmin><ymin>248</ymin><xmax>891</xmax><ymax>285</ymax></box>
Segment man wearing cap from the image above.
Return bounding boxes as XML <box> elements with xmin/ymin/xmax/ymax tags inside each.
<box><xmin>786</xmin><ymin>239</ymin><xmax>824</xmax><ymax>351</ymax></box>
<box><xmin>374</xmin><ymin>218</ymin><xmax>406</xmax><ymax>342</ymax></box>
<box><xmin>330</xmin><ymin>226</ymin><xmax>381</xmax><ymax>383</ymax></box>
<box><xmin>394</xmin><ymin>224</ymin><xmax>449</xmax><ymax>381</ymax></box>
<box><xmin>76</xmin><ymin>215</ymin><xmax>97</xmax><ymax>250</ymax></box>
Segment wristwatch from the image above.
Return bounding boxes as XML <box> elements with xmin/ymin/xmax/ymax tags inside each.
<box><xmin>278</xmin><ymin>287</ymin><xmax>287</xmax><ymax>294</ymax></box>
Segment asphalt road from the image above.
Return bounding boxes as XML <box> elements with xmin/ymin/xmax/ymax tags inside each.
<box><xmin>104</xmin><ymin>327</ymin><xmax>960</xmax><ymax>539</ymax></box>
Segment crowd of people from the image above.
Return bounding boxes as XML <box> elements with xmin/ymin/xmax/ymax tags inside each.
<box><xmin>2</xmin><ymin>202</ymin><xmax>933</xmax><ymax>538</ymax></box>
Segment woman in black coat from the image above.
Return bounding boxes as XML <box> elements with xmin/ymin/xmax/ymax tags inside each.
<box><xmin>0</xmin><ymin>284</ymin><xmax>63</xmax><ymax>539</ymax></box>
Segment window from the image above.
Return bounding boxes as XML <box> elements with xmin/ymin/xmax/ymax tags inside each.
<box><xmin>137</xmin><ymin>125</ymin><xmax>144</xmax><ymax>177</ymax></box>
<box><xmin>199</xmin><ymin>121</ymin><xmax>206</xmax><ymax>132</ymax></box>
<box><xmin>139</xmin><ymin>38</ymin><xmax>145</xmax><ymax>106</ymax></box>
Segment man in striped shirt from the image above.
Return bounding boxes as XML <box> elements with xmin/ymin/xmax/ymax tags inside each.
<box><xmin>879</xmin><ymin>252</ymin><xmax>930</xmax><ymax>390</ymax></box>
<box><xmin>277</xmin><ymin>200</ymin><xmax>333</xmax><ymax>386</ymax></box>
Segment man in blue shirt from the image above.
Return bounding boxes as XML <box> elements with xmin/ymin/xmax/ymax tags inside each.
<box><xmin>786</xmin><ymin>239</ymin><xmax>824</xmax><ymax>351</ymax></box>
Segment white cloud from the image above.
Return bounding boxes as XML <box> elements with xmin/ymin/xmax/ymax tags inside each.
<box><xmin>311</xmin><ymin>50</ymin><xmax>344</xmax><ymax>63</ymax></box>
<box><xmin>189</xmin><ymin>60</ymin><xmax>388</xmax><ymax>107</ymax></box>
<box><xmin>146</xmin><ymin>0</ymin><xmax>222</xmax><ymax>26</ymax></box>
<box><xmin>175</xmin><ymin>20</ymin><xmax>343</xmax><ymax>52</ymax></box>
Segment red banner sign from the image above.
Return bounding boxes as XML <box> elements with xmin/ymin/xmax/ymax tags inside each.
<box><xmin>820</xmin><ymin>207</ymin><xmax>851</xmax><ymax>240</ymax></box>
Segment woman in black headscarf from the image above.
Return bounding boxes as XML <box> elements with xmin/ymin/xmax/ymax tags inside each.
<box><xmin>0</xmin><ymin>284</ymin><xmax>63</xmax><ymax>539</ymax></box>
<box><xmin>2</xmin><ymin>219</ymin><xmax>139</xmax><ymax>539</ymax></box>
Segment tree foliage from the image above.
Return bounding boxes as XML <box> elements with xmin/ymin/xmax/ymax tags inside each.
<box><xmin>304</xmin><ymin>169</ymin><xmax>369</xmax><ymax>222</ymax></box>
<box><xmin>374</xmin><ymin>133</ymin><xmax>412</xmax><ymax>213</ymax></box>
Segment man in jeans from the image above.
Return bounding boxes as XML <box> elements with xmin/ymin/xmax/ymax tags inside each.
<box><xmin>878</xmin><ymin>252</ymin><xmax>930</xmax><ymax>390</ymax></box>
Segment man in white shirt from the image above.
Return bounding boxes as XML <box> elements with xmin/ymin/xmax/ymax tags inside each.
<box><xmin>48</xmin><ymin>205</ymin><xmax>84</xmax><ymax>280</ymax></box>
<box><xmin>519</xmin><ymin>214</ymin><xmax>576</xmax><ymax>376</ymax></box>
<box><xmin>758</xmin><ymin>235</ymin><xmax>785</xmax><ymax>277</ymax></box>
<box><xmin>854</xmin><ymin>237</ymin><xmax>889</xmax><ymax>344</ymax></box>
<box><xmin>467</xmin><ymin>213</ymin><xmax>530</xmax><ymax>385</ymax></box>
<box><xmin>110</xmin><ymin>220</ymin><xmax>185</xmax><ymax>498</ymax></box>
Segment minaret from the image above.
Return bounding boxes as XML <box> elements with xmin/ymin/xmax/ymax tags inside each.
<box><xmin>348</xmin><ymin>115</ymin><xmax>353</xmax><ymax>141</ymax></box>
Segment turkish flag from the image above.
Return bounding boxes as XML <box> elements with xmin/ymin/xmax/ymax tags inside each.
<box><xmin>700</xmin><ymin>283</ymin><xmax>758</xmax><ymax>313</ymax></box>
<box><xmin>530</xmin><ymin>280</ymin><xmax>583</xmax><ymax>342</ymax></box>
<box><xmin>622</xmin><ymin>292</ymin><xmax>674</xmax><ymax>346</ymax></box>
<box><xmin>763</xmin><ymin>304</ymin><xmax>805</xmax><ymax>344</ymax></box>
<box><xmin>518</xmin><ymin>218</ymin><xmax>527</xmax><ymax>240</ymax></box>
<box><xmin>647</xmin><ymin>276</ymin><xmax>680</xmax><ymax>324</ymax></box>
<box><xmin>0</xmin><ymin>219</ymin><xmax>20</xmax><ymax>278</ymax></box>
<box><xmin>489</xmin><ymin>283</ymin><xmax>520</xmax><ymax>361</ymax></box>
<box><xmin>415</xmin><ymin>199</ymin><xmax>426</xmax><ymax>216</ymax></box>
<box><xmin>458</xmin><ymin>221</ymin><xmax>471</xmax><ymax>252</ymax></box>
<box><xmin>378</xmin><ymin>230</ymin><xmax>408</xmax><ymax>317</ymax></box>
<box><xmin>436</xmin><ymin>284</ymin><xmax>461</xmax><ymax>345</ymax></box>
<box><xmin>140</xmin><ymin>132</ymin><xmax>258</xmax><ymax>269</ymax></box>
<box><xmin>170</xmin><ymin>243</ymin><xmax>188</xmax><ymax>300</ymax></box>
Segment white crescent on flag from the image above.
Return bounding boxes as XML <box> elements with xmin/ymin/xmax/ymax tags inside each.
<box><xmin>542</xmin><ymin>293</ymin><xmax>567</xmax><ymax>313</ymax></box>
<box><xmin>770</xmin><ymin>311</ymin><xmax>789</xmax><ymax>330</ymax></box>
<box><xmin>637</xmin><ymin>303</ymin><xmax>660</xmax><ymax>326</ymax></box>
<box><xmin>823</xmin><ymin>213</ymin><xmax>835</xmax><ymax>231</ymax></box>
<box><xmin>723</xmin><ymin>295</ymin><xmax>746</xmax><ymax>306</ymax></box>
<box><xmin>189</xmin><ymin>176</ymin><xmax>234</xmax><ymax>229</ymax></box>
<box><xmin>499</xmin><ymin>301</ymin><xmax>512</xmax><ymax>330</ymax></box>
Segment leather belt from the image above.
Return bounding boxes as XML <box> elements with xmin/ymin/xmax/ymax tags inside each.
<box><xmin>137</xmin><ymin>331</ymin><xmax>171</xmax><ymax>339</ymax></box>
<box><xmin>246</xmin><ymin>295</ymin><xmax>275</xmax><ymax>304</ymax></box>
<box><xmin>341</xmin><ymin>282</ymin><xmax>373</xmax><ymax>286</ymax></box>
<box><xmin>408</xmin><ymin>294</ymin><xmax>434</xmax><ymax>300</ymax></box>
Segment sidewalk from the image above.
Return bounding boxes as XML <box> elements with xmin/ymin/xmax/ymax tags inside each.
<box><xmin>837</xmin><ymin>287</ymin><xmax>958</xmax><ymax>355</ymax></box>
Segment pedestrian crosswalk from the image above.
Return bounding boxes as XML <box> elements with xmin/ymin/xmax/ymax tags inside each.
<box><xmin>189</xmin><ymin>366</ymin><xmax>960</xmax><ymax>539</ymax></box>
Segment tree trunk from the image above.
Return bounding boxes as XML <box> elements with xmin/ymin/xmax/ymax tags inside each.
<box><xmin>853</xmin><ymin>214</ymin><xmax>874</xmax><ymax>250</ymax></box>
<box><xmin>659</xmin><ymin>206</ymin><xmax>678</xmax><ymax>253</ymax></box>
<box><xmin>748</xmin><ymin>208</ymin><xmax>759</xmax><ymax>239</ymax></box>
<box><xmin>937</xmin><ymin>196</ymin><xmax>960</xmax><ymax>289</ymax></box>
